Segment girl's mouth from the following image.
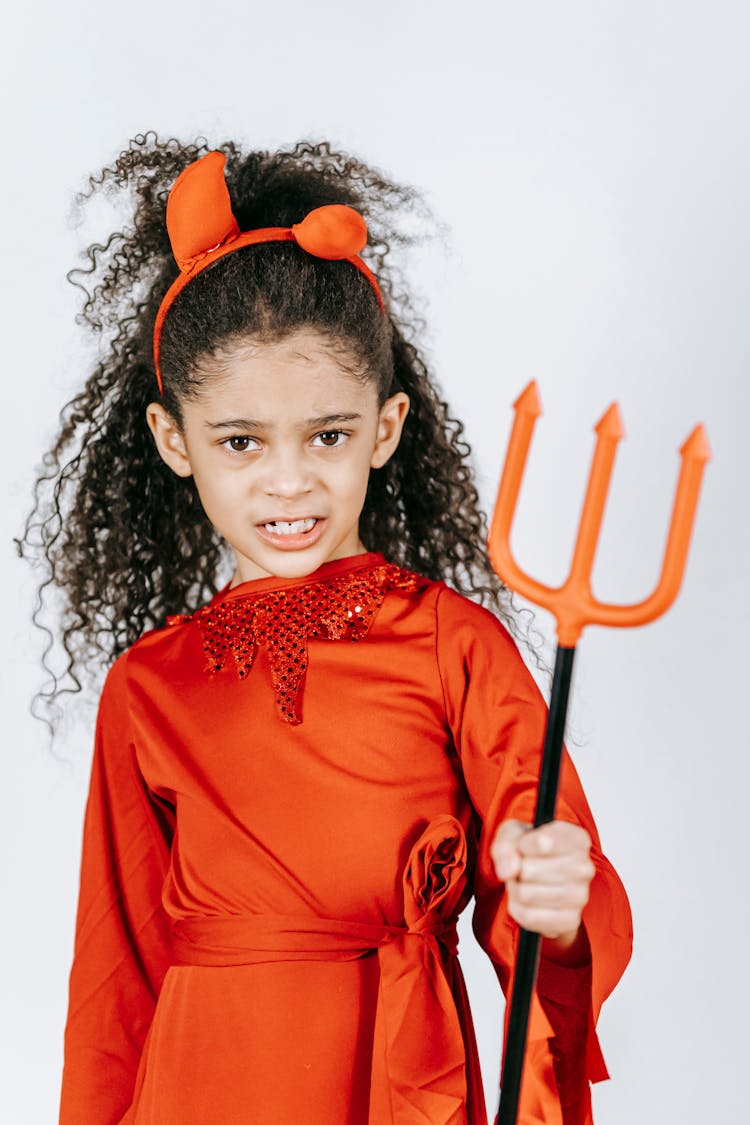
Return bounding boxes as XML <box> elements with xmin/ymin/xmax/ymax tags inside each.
<box><xmin>263</xmin><ymin>518</ymin><xmax>316</xmax><ymax>536</ymax></box>
<box><xmin>255</xmin><ymin>517</ymin><xmax>326</xmax><ymax>550</ymax></box>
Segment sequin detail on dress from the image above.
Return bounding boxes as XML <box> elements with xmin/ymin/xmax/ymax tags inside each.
<box><xmin>167</xmin><ymin>563</ymin><xmax>423</xmax><ymax>724</ymax></box>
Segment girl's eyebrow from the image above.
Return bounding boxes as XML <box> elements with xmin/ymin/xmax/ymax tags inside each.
<box><xmin>205</xmin><ymin>412</ymin><xmax>364</xmax><ymax>431</ymax></box>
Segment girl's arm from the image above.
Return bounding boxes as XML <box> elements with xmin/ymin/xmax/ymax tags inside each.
<box><xmin>59</xmin><ymin>654</ymin><xmax>173</xmax><ymax>1125</ymax></box>
<box><xmin>435</xmin><ymin>585</ymin><xmax>633</xmax><ymax>1124</ymax></box>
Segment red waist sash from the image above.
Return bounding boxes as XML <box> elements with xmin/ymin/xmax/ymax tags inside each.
<box><xmin>171</xmin><ymin>814</ymin><xmax>487</xmax><ymax>1125</ymax></box>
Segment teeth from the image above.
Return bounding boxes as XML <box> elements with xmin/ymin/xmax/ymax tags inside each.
<box><xmin>264</xmin><ymin>518</ymin><xmax>317</xmax><ymax>535</ymax></box>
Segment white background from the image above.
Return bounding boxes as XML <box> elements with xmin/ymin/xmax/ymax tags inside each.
<box><xmin>1</xmin><ymin>2</ymin><xmax>746</xmax><ymax>1122</ymax></box>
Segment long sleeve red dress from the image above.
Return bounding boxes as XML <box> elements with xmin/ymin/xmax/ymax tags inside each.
<box><xmin>58</xmin><ymin>550</ymin><xmax>632</xmax><ymax>1125</ymax></box>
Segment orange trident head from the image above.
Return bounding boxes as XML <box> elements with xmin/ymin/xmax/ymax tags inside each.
<box><xmin>488</xmin><ymin>381</ymin><xmax>711</xmax><ymax>647</ymax></box>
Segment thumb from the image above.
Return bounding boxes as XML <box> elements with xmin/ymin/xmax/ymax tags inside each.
<box><xmin>491</xmin><ymin>819</ymin><xmax>530</xmax><ymax>882</ymax></box>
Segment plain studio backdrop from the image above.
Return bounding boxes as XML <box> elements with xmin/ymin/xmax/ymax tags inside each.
<box><xmin>1</xmin><ymin>2</ymin><xmax>746</xmax><ymax>1122</ymax></box>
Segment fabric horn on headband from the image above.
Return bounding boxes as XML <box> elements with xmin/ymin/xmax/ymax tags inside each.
<box><xmin>166</xmin><ymin>150</ymin><xmax>240</xmax><ymax>271</ymax></box>
<box><xmin>152</xmin><ymin>150</ymin><xmax>385</xmax><ymax>394</ymax></box>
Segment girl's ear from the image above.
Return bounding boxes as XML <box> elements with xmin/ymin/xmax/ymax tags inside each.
<box><xmin>145</xmin><ymin>403</ymin><xmax>194</xmax><ymax>478</ymax></box>
<box><xmin>370</xmin><ymin>392</ymin><xmax>410</xmax><ymax>469</ymax></box>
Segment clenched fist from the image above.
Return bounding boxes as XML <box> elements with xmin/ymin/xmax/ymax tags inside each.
<box><xmin>491</xmin><ymin>819</ymin><xmax>595</xmax><ymax>950</ymax></box>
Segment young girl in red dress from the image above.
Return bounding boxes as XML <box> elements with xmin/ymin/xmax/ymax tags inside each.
<box><xmin>23</xmin><ymin>134</ymin><xmax>632</xmax><ymax>1124</ymax></box>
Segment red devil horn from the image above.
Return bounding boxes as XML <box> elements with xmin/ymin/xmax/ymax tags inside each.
<box><xmin>166</xmin><ymin>151</ymin><xmax>240</xmax><ymax>272</ymax></box>
<box><xmin>292</xmin><ymin>204</ymin><xmax>368</xmax><ymax>260</ymax></box>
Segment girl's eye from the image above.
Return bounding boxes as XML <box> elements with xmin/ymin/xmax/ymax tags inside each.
<box><xmin>221</xmin><ymin>436</ymin><xmax>258</xmax><ymax>453</ymax></box>
<box><xmin>313</xmin><ymin>430</ymin><xmax>348</xmax><ymax>448</ymax></box>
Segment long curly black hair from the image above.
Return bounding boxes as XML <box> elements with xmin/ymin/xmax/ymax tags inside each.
<box><xmin>18</xmin><ymin>132</ymin><xmax>537</xmax><ymax>727</ymax></box>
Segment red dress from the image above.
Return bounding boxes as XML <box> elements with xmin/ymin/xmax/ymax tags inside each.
<box><xmin>58</xmin><ymin>551</ymin><xmax>632</xmax><ymax>1124</ymax></box>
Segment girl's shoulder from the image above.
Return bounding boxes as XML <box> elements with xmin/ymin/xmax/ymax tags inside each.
<box><xmin>100</xmin><ymin>613</ymin><xmax>198</xmax><ymax>693</ymax></box>
<box><xmin>432</xmin><ymin>581</ymin><xmax>520</xmax><ymax>650</ymax></box>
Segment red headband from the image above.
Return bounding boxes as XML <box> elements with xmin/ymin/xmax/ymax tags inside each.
<box><xmin>152</xmin><ymin>150</ymin><xmax>385</xmax><ymax>394</ymax></box>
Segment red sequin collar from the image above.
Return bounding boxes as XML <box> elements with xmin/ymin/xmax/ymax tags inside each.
<box><xmin>167</xmin><ymin>560</ymin><xmax>425</xmax><ymax>724</ymax></box>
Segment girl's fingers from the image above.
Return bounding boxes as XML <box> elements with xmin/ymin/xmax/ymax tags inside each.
<box><xmin>509</xmin><ymin>877</ymin><xmax>591</xmax><ymax>910</ymax></box>
<box><xmin>491</xmin><ymin>820</ymin><xmax>595</xmax><ymax>937</ymax></box>
<box><xmin>516</xmin><ymin>853</ymin><xmax>596</xmax><ymax>886</ymax></box>
<box><xmin>490</xmin><ymin>819</ymin><xmax>529</xmax><ymax>881</ymax></box>
<box><xmin>505</xmin><ymin>902</ymin><xmax>585</xmax><ymax>940</ymax></box>
<box><xmin>517</xmin><ymin>820</ymin><xmax>592</xmax><ymax>859</ymax></box>
<box><xmin>491</xmin><ymin>819</ymin><xmax>594</xmax><ymax>891</ymax></box>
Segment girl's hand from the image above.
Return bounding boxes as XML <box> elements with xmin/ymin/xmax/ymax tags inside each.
<box><xmin>490</xmin><ymin>819</ymin><xmax>595</xmax><ymax>948</ymax></box>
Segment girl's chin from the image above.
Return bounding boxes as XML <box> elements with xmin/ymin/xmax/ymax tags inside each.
<box><xmin>228</xmin><ymin>524</ymin><xmax>372</xmax><ymax>586</ymax></box>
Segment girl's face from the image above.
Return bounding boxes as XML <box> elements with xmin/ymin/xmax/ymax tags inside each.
<box><xmin>147</xmin><ymin>328</ymin><xmax>409</xmax><ymax>585</ymax></box>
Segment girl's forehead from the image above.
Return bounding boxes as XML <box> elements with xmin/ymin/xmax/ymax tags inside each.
<box><xmin>189</xmin><ymin>331</ymin><xmax>377</xmax><ymax>417</ymax></box>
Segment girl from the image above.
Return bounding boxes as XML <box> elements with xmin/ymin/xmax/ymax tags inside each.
<box><xmin>24</xmin><ymin>134</ymin><xmax>632</xmax><ymax>1124</ymax></box>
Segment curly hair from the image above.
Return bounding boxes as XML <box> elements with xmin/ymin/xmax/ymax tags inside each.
<box><xmin>18</xmin><ymin>131</ymin><xmax>538</xmax><ymax>728</ymax></box>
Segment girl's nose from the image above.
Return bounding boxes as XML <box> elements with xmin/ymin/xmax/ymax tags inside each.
<box><xmin>260</xmin><ymin>448</ymin><xmax>314</xmax><ymax>500</ymax></box>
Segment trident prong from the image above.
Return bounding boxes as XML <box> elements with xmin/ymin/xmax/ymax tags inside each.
<box><xmin>490</xmin><ymin>382</ymin><xmax>710</xmax><ymax>1125</ymax></box>
<box><xmin>488</xmin><ymin>381</ymin><xmax>711</xmax><ymax>646</ymax></box>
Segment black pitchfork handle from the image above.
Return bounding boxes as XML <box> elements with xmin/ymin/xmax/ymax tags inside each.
<box><xmin>496</xmin><ymin>644</ymin><xmax>576</xmax><ymax>1125</ymax></box>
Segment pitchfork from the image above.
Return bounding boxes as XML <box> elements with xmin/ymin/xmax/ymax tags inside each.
<box><xmin>487</xmin><ymin>381</ymin><xmax>710</xmax><ymax>1125</ymax></box>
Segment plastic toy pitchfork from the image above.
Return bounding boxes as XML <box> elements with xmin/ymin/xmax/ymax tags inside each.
<box><xmin>488</xmin><ymin>381</ymin><xmax>710</xmax><ymax>1125</ymax></box>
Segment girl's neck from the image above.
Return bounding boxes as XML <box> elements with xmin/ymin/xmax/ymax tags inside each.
<box><xmin>220</xmin><ymin>549</ymin><xmax>387</xmax><ymax>602</ymax></box>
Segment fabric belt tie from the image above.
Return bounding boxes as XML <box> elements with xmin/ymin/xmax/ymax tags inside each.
<box><xmin>171</xmin><ymin>814</ymin><xmax>486</xmax><ymax>1125</ymax></box>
